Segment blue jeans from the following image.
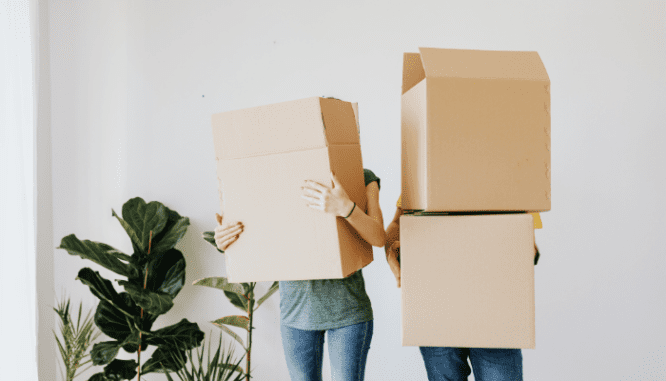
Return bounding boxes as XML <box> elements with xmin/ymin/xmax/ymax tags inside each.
<box><xmin>280</xmin><ymin>321</ymin><xmax>373</xmax><ymax>381</ymax></box>
<box><xmin>419</xmin><ymin>347</ymin><xmax>523</xmax><ymax>381</ymax></box>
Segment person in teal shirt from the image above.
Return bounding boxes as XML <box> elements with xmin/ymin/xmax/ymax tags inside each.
<box><xmin>214</xmin><ymin>169</ymin><xmax>385</xmax><ymax>381</ymax></box>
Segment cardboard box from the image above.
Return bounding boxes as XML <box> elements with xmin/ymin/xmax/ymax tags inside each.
<box><xmin>211</xmin><ymin>97</ymin><xmax>372</xmax><ymax>283</ymax></box>
<box><xmin>401</xmin><ymin>213</ymin><xmax>535</xmax><ymax>349</ymax></box>
<box><xmin>401</xmin><ymin>47</ymin><xmax>551</xmax><ymax>212</ymax></box>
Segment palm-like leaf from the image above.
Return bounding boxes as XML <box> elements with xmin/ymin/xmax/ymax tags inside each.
<box><xmin>161</xmin><ymin>335</ymin><xmax>245</xmax><ymax>381</ymax></box>
<box><xmin>211</xmin><ymin>324</ymin><xmax>245</xmax><ymax>350</ymax></box>
<box><xmin>53</xmin><ymin>296</ymin><xmax>101</xmax><ymax>381</ymax></box>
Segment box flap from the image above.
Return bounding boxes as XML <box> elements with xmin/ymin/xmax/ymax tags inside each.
<box><xmin>319</xmin><ymin>98</ymin><xmax>360</xmax><ymax>145</ymax></box>
<box><xmin>402</xmin><ymin>52</ymin><xmax>427</xmax><ymax>95</ymax></box>
<box><xmin>212</xmin><ymin>97</ymin><xmax>328</xmax><ymax>160</ymax></box>
<box><xmin>351</xmin><ymin>102</ymin><xmax>359</xmax><ymax>128</ymax></box>
<box><xmin>418</xmin><ymin>47</ymin><xmax>549</xmax><ymax>81</ymax></box>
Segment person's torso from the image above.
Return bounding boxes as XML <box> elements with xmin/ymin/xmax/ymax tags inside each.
<box><xmin>278</xmin><ymin>169</ymin><xmax>380</xmax><ymax>330</ymax></box>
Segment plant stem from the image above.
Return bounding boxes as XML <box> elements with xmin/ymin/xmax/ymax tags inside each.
<box><xmin>137</xmin><ymin>231</ymin><xmax>153</xmax><ymax>381</ymax></box>
<box><xmin>246</xmin><ymin>285</ymin><xmax>254</xmax><ymax>381</ymax></box>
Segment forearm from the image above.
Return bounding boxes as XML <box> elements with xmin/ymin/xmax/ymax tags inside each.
<box><xmin>384</xmin><ymin>207</ymin><xmax>402</xmax><ymax>255</ymax></box>
<box><xmin>346</xmin><ymin>206</ymin><xmax>386</xmax><ymax>247</ymax></box>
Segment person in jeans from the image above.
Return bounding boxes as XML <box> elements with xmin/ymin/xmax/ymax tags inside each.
<box><xmin>214</xmin><ymin>169</ymin><xmax>386</xmax><ymax>381</ymax></box>
<box><xmin>384</xmin><ymin>197</ymin><xmax>539</xmax><ymax>381</ymax></box>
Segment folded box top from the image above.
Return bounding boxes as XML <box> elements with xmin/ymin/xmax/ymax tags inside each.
<box><xmin>402</xmin><ymin>47</ymin><xmax>550</xmax><ymax>94</ymax></box>
<box><xmin>212</xmin><ymin>97</ymin><xmax>360</xmax><ymax>160</ymax></box>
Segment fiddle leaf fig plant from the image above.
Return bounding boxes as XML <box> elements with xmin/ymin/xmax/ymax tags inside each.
<box><xmin>58</xmin><ymin>197</ymin><xmax>204</xmax><ymax>381</ymax></box>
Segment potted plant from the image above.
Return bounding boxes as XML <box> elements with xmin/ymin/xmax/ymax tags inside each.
<box><xmin>58</xmin><ymin>197</ymin><xmax>205</xmax><ymax>381</ymax></box>
<box><xmin>196</xmin><ymin>232</ymin><xmax>280</xmax><ymax>381</ymax></box>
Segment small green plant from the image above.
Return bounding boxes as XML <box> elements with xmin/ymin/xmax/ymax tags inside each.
<box><xmin>198</xmin><ymin>232</ymin><xmax>280</xmax><ymax>381</ymax></box>
<box><xmin>163</xmin><ymin>334</ymin><xmax>245</xmax><ymax>381</ymax></box>
<box><xmin>58</xmin><ymin>197</ymin><xmax>205</xmax><ymax>381</ymax></box>
<box><xmin>53</xmin><ymin>295</ymin><xmax>101</xmax><ymax>381</ymax></box>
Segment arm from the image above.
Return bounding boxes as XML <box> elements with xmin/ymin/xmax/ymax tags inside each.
<box><xmin>384</xmin><ymin>204</ymin><xmax>403</xmax><ymax>287</ymax></box>
<box><xmin>301</xmin><ymin>173</ymin><xmax>386</xmax><ymax>247</ymax></box>
<box><xmin>385</xmin><ymin>205</ymin><xmax>402</xmax><ymax>254</ymax></box>
<box><xmin>345</xmin><ymin>181</ymin><xmax>386</xmax><ymax>247</ymax></box>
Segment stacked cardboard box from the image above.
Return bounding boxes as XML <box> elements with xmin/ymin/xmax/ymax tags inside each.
<box><xmin>211</xmin><ymin>97</ymin><xmax>372</xmax><ymax>283</ymax></box>
<box><xmin>400</xmin><ymin>48</ymin><xmax>550</xmax><ymax>349</ymax></box>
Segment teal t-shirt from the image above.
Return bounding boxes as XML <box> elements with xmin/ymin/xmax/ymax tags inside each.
<box><xmin>279</xmin><ymin>169</ymin><xmax>380</xmax><ymax>330</ymax></box>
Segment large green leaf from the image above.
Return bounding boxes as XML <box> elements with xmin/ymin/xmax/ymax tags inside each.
<box><xmin>214</xmin><ymin>315</ymin><xmax>249</xmax><ymax>331</ymax></box>
<box><xmin>145</xmin><ymin>248</ymin><xmax>186</xmax><ymax>298</ymax></box>
<box><xmin>118</xmin><ymin>197</ymin><xmax>168</xmax><ymax>254</ymax></box>
<box><xmin>112</xmin><ymin>209</ymin><xmax>141</xmax><ymax>254</ymax></box>
<box><xmin>192</xmin><ymin>277</ymin><xmax>245</xmax><ymax>296</ymax></box>
<box><xmin>212</xmin><ymin>323</ymin><xmax>245</xmax><ymax>349</ymax></box>
<box><xmin>76</xmin><ymin>268</ymin><xmax>119</xmax><ymax>304</ymax></box>
<box><xmin>103</xmin><ymin>359</ymin><xmax>138</xmax><ymax>381</ymax></box>
<box><xmin>202</xmin><ymin>231</ymin><xmax>224</xmax><ymax>253</ymax></box>
<box><xmin>151</xmin><ymin>208</ymin><xmax>190</xmax><ymax>254</ymax></box>
<box><xmin>118</xmin><ymin>280</ymin><xmax>174</xmax><ymax>316</ymax></box>
<box><xmin>91</xmin><ymin>341</ymin><xmax>122</xmax><ymax>366</ymax></box>
<box><xmin>94</xmin><ymin>295</ymin><xmax>138</xmax><ymax>342</ymax></box>
<box><xmin>58</xmin><ymin>235</ymin><xmax>136</xmax><ymax>278</ymax></box>
<box><xmin>145</xmin><ymin>319</ymin><xmax>204</xmax><ymax>350</ymax></box>
<box><xmin>129</xmin><ymin>251</ymin><xmax>149</xmax><ymax>269</ymax></box>
<box><xmin>141</xmin><ymin>345</ymin><xmax>185</xmax><ymax>374</ymax></box>
<box><xmin>120</xmin><ymin>328</ymin><xmax>144</xmax><ymax>354</ymax></box>
<box><xmin>105</xmin><ymin>249</ymin><xmax>131</xmax><ymax>263</ymax></box>
<box><xmin>89</xmin><ymin>373</ymin><xmax>108</xmax><ymax>381</ymax></box>
<box><xmin>255</xmin><ymin>281</ymin><xmax>279</xmax><ymax>309</ymax></box>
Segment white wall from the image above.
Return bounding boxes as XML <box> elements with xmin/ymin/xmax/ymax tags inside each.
<box><xmin>47</xmin><ymin>1</ymin><xmax>666</xmax><ymax>380</ymax></box>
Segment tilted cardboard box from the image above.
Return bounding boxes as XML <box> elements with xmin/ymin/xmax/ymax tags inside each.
<box><xmin>401</xmin><ymin>213</ymin><xmax>535</xmax><ymax>349</ymax></box>
<box><xmin>401</xmin><ymin>47</ymin><xmax>551</xmax><ymax>212</ymax></box>
<box><xmin>211</xmin><ymin>97</ymin><xmax>372</xmax><ymax>282</ymax></box>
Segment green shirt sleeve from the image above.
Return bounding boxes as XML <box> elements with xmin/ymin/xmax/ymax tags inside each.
<box><xmin>363</xmin><ymin>168</ymin><xmax>380</xmax><ymax>190</ymax></box>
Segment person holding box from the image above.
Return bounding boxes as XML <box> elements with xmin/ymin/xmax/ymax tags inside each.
<box><xmin>214</xmin><ymin>169</ymin><xmax>386</xmax><ymax>381</ymax></box>
<box><xmin>385</xmin><ymin>197</ymin><xmax>539</xmax><ymax>381</ymax></box>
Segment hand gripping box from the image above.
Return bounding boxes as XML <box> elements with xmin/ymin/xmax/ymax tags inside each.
<box><xmin>211</xmin><ymin>97</ymin><xmax>372</xmax><ymax>283</ymax></box>
<box><xmin>401</xmin><ymin>213</ymin><xmax>535</xmax><ymax>349</ymax></box>
<box><xmin>401</xmin><ymin>47</ymin><xmax>551</xmax><ymax>212</ymax></box>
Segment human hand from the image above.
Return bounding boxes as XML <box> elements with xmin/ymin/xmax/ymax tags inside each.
<box><xmin>301</xmin><ymin>172</ymin><xmax>355</xmax><ymax>217</ymax></box>
<box><xmin>213</xmin><ymin>213</ymin><xmax>243</xmax><ymax>252</ymax></box>
<box><xmin>387</xmin><ymin>240</ymin><xmax>401</xmax><ymax>288</ymax></box>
